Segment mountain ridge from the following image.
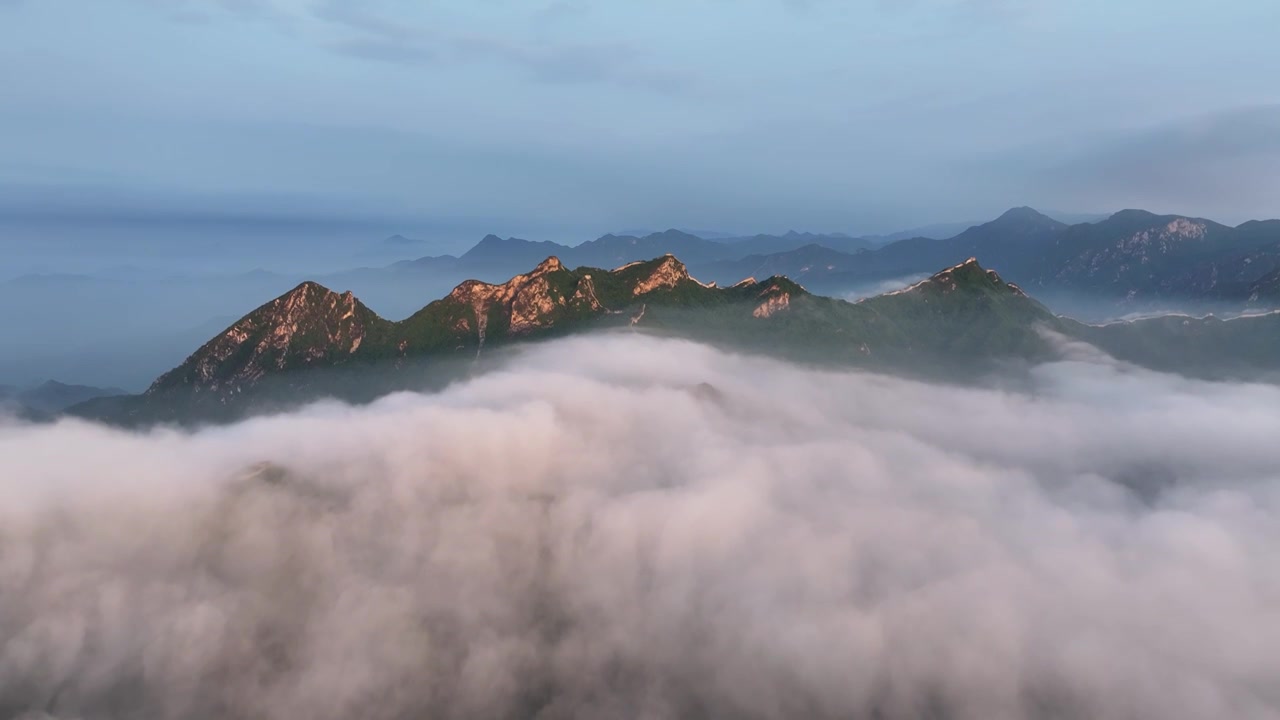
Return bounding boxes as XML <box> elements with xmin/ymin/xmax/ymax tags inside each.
<box><xmin>376</xmin><ymin>207</ymin><xmax>1280</xmax><ymax>317</ymax></box>
<box><xmin>73</xmin><ymin>253</ymin><xmax>1061</xmax><ymax>424</ymax></box>
<box><xmin>141</xmin><ymin>254</ymin><xmax>772</xmax><ymax>403</ymax></box>
<box><xmin>67</xmin><ymin>247</ymin><xmax>1280</xmax><ymax>427</ymax></box>
<box><xmin>689</xmin><ymin>207</ymin><xmax>1280</xmax><ymax>310</ymax></box>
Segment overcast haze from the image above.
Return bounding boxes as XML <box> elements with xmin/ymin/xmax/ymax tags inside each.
<box><xmin>2</xmin><ymin>0</ymin><xmax>1279</xmax><ymax>243</ymax></box>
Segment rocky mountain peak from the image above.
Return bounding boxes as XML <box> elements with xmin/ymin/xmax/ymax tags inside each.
<box><xmin>532</xmin><ymin>256</ymin><xmax>563</xmax><ymax>274</ymax></box>
<box><xmin>249</xmin><ymin>281</ymin><xmax>360</xmax><ymax>327</ymax></box>
<box><xmin>885</xmin><ymin>258</ymin><xmax>1026</xmax><ymax>298</ymax></box>
<box><xmin>977</xmin><ymin>206</ymin><xmax>1066</xmax><ymax>235</ymax></box>
<box><xmin>628</xmin><ymin>254</ymin><xmax>691</xmax><ymax>295</ymax></box>
<box><xmin>996</xmin><ymin>206</ymin><xmax>1053</xmax><ymax>223</ymax></box>
<box><xmin>752</xmin><ymin>280</ymin><xmax>793</xmax><ymax>318</ymax></box>
<box><xmin>1109</xmin><ymin>209</ymin><xmax>1161</xmax><ymax>224</ymax></box>
<box><xmin>148</xmin><ymin>281</ymin><xmax>380</xmax><ymax>395</ymax></box>
<box><xmin>91</xmin><ymin>251</ymin><xmax>1103</xmax><ymax>423</ymax></box>
<box><xmin>446</xmin><ymin>255</ymin><xmax>574</xmax><ymax>336</ymax></box>
<box><xmin>934</xmin><ymin>258</ymin><xmax>1024</xmax><ymax>293</ymax></box>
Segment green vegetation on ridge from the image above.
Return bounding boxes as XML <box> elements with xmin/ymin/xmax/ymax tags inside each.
<box><xmin>67</xmin><ymin>254</ymin><xmax>1280</xmax><ymax>427</ymax></box>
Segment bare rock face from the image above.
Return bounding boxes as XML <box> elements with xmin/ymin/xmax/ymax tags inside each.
<box><xmin>1078</xmin><ymin>218</ymin><xmax>1211</xmax><ymax>276</ymax></box>
<box><xmin>1118</xmin><ymin>218</ymin><xmax>1209</xmax><ymax>256</ymax></box>
<box><xmin>441</xmin><ymin>253</ymin><xmax>703</xmax><ymax>346</ymax></box>
<box><xmin>632</xmin><ymin>255</ymin><xmax>691</xmax><ymax>296</ymax></box>
<box><xmin>753</xmin><ymin>284</ymin><xmax>792</xmax><ymax>318</ymax></box>
<box><xmin>150</xmin><ymin>281</ymin><xmax>381</xmax><ymax>395</ymax></box>
<box><xmin>571</xmin><ymin>274</ymin><xmax>606</xmax><ymax>312</ymax></box>
<box><xmin>446</xmin><ymin>256</ymin><xmax>569</xmax><ymax>338</ymax></box>
<box><xmin>1052</xmin><ymin>216</ymin><xmax>1215</xmax><ymax>287</ymax></box>
<box><xmin>509</xmin><ymin>275</ymin><xmax>564</xmax><ymax>332</ymax></box>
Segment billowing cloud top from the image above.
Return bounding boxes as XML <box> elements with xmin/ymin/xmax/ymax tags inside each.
<box><xmin>2</xmin><ymin>335</ymin><xmax>1279</xmax><ymax>718</ymax></box>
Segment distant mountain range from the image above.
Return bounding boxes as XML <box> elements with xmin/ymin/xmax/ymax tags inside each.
<box><xmin>392</xmin><ymin>229</ymin><xmax>734</xmax><ymax>278</ymax></box>
<box><xmin>381</xmin><ymin>234</ymin><xmax>424</xmax><ymax>246</ymax></box>
<box><xmin>686</xmin><ymin>207</ymin><xmax>1280</xmax><ymax>311</ymax></box>
<box><xmin>70</xmin><ymin>253</ymin><xmax>1280</xmax><ymax>426</ymax></box>
<box><xmin>380</xmin><ymin>207</ymin><xmax>1280</xmax><ymax>314</ymax></box>
<box><xmin>9</xmin><ymin>205</ymin><xmax>1279</xmax><ymax>396</ymax></box>
<box><xmin>710</xmin><ymin>231</ymin><xmax>878</xmax><ymax>256</ymax></box>
<box><xmin>386</xmin><ymin>228</ymin><xmax>877</xmax><ymax>281</ymax></box>
<box><xmin>1</xmin><ymin>380</ymin><xmax>125</xmax><ymax>419</ymax></box>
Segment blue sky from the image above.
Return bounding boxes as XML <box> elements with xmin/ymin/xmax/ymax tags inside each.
<box><xmin>2</xmin><ymin>0</ymin><xmax>1278</xmax><ymax>239</ymax></box>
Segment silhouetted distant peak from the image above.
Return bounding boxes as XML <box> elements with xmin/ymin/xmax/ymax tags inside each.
<box><xmin>948</xmin><ymin>207</ymin><xmax>1064</xmax><ymax>243</ymax></box>
<box><xmin>383</xmin><ymin>234</ymin><xmax>422</xmax><ymax>246</ymax></box>
<box><xmin>12</xmin><ymin>380</ymin><xmax>128</xmax><ymax>415</ymax></box>
<box><xmin>981</xmin><ymin>207</ymin><xmax>1064</xmax><ymax>231</ymax></box>
<box><xmin>1108</xmin><ymin>209</ymin><xmax>1162</xmax><ymax>223</ymax></box>
<box><xmin>646</xmin><ymin>229</ymin><xmax>702</xmax><ymax>242</ymax></box>
<box><xmin>458</xmin><ymin>234</ymin><xmax>569</xmax><ymax>263</ymax></box>
<box><xmin>32</xmin><ymin>379</ymin><xmax>126</xmax><ymax>394</ymax></box>
<box><xmin>1235</xmin><ymin>219</ymin><xmax>1280</xmax><ymax>231</ymax></box>
<box><xmin>996</xmin><ymin>206</ymin><xmax>1054</xmax><ymax>223</ymax></box>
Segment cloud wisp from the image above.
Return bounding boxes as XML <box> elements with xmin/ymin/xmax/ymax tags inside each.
<box><xmin>145</xmin><ymin>0</ymin><xmax>692</xmax><ymax>94</ymax></box>
<box><xmin>2</xmin><ymin>334</ymin><xmax>1279</xmax><ymax>718</ymax></box>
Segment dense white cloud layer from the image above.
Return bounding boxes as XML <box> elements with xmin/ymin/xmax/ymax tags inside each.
<box><xmin>2</xmin><ymin>335</ymin><xmax>1279</xmax><ymax>718</ymax></box>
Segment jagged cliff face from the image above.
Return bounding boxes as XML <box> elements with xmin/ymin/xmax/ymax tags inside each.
<box><xmin>445</xmin><ymin>257</ymin><xmax>572</xmax><ymax>337</ymax></box>
<box><xmin>570</xmin><ymin>273</ymin><xmax>605</xmax><ymax>312</ymax></box>
<box><xmin>431</xmin><ymin>255</ymin><xmax>693</xmax><ymax>346</ymax></box>
<box><xmin>150</xmin><ymin>282</ymin><xmax>388</xmax><ymax>395</ymax></box>
<box><xmin>751</xmin><ymin>282</ymin><xmax>794</xmax><ymax>318</ymax></box>
<box><xmin>629</xmin><ymin>255</ymin><xmax>690</xmax><ymax>295</ymax></box>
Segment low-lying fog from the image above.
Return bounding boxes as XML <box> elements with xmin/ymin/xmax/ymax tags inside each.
<box><xmin>837</xmin><ymin>273</ymin><xmax>931</xmax><ymax>301</ymax></box>
<box><xmin>2</xmin><ymin>335</ymin><xmax>1278</xmax><ymax>719</ymax></box>
<box><xmin>0</xmin><ymin>219</ymin><xmax>471</xmax><ymax>390</ymax></box>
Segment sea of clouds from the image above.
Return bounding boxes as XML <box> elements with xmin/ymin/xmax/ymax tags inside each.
<box><xmin>2</xmin><ymin>334</ymin><xmax>1279</xmax><ymax>719</ymax></box>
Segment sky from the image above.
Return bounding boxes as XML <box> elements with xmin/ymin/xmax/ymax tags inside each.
<box><xmin>1</xmin><ymin>0</ymin><xmax>1278</xmax><ymax>241</ymax></box>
